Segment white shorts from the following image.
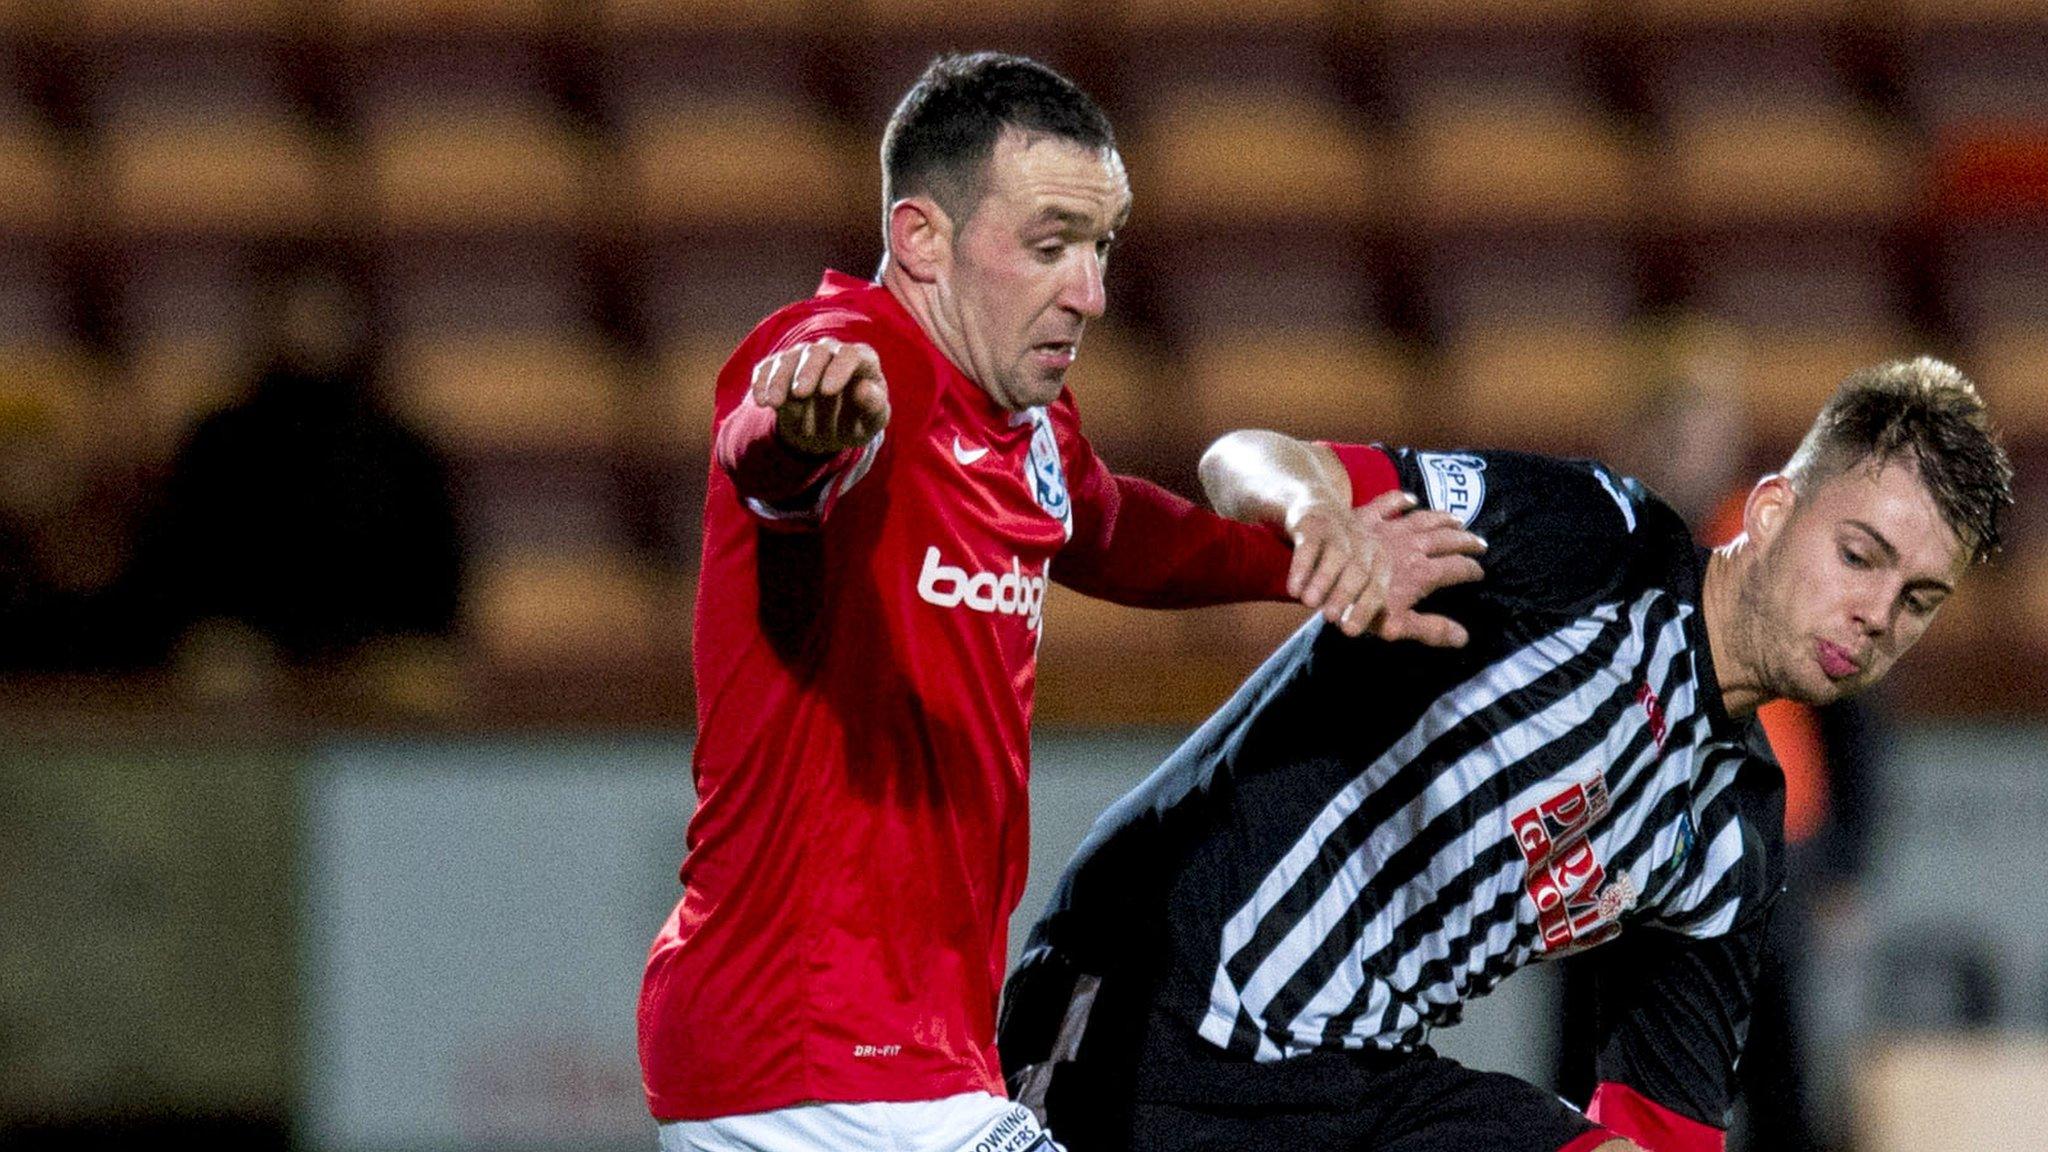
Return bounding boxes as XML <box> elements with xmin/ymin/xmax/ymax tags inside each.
<box><xmin>656</xmin><ymin>1092</ymin><xmax>1062</xmax><ymax>1152</ymax></box>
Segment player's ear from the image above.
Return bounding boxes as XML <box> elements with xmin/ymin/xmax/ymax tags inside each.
<box><xmin>887</xmin><ymin>196</ymin><xmax>951</xmax><ymax>284</ymax></box>
<box><xmin>1743</xmin><ymin>474</ymin><xmax>1796</xmax><ymax>546</ymax></box>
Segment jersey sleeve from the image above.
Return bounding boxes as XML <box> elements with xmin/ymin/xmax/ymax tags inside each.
<box><xmin>1323</xmin><ymin>441</ymin><xmax>1402</xmax><ymax>504</ymax></box>
<box><xmin>712</xmin><ymin>307</ymin><xmax>928</xmax><ymax>528</ymax></box>
<box><xmin>1050</xmin><ymin>393</ymin><xmax>1298</xmax><ymax>607</ymax></box>
<box><xmin>1384</xmin><ymin>448</ymin><xmax>1655</xmax><ymax>617</ymax></box>
<box><xmin>1575</xmin><ymin>915</ymin><xmax>1768</xmax><ymax>1152</ymax></box>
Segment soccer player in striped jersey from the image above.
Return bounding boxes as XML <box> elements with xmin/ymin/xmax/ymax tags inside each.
<box><xmin>1000</xmin><ymin>358</ymin><xmax>2012</xmax><ymax>1152</ymax></box>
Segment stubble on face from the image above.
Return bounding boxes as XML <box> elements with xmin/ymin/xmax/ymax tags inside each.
<box><xmin>1735</xmin><ymin>525</ymin><xmax>1817</xmax><ymax>706</ymax></box>
<box><xmin>1731</xmin><ymin>459</ymin><xmax>1970</xmax><ymax>709</ymax></box>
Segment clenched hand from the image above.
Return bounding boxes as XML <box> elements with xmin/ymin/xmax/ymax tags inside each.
<box><xmin>750</xmin><ymin>338</ymin><xmax>892</xmax><ymax>456</ymax></box>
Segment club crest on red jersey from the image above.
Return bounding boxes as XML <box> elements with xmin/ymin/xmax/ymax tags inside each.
<box><xmin>1025</xmin><ymin>407</ymin><xmax>1073</xmax><ymax>539</ymax></box>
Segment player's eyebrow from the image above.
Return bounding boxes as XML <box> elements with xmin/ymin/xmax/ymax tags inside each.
<box><xmin>1030</xmin><ymin>206</ymin><xmax>1106</xmax><ymax>232</ymax></box>
<box><xmin>1847</xmin><ymin>518</ymin><xmax>1955</xmax><ymax>594</ymax></box>
<box><xmin>1845</xmin><ymin>519</ymin><xmax>1899</xmax><ymax>563</ymax></box>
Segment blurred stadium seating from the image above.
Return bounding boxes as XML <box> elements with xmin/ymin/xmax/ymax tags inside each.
<box><xmin>0</xmin><ymin>0</ymin><xmax>2036</xmax><ymax>722</ymax></box>
<box><xmin>1</xmin><ymin>8</ymin><xmax>2045</xmax><ymax>1152</ymax></box>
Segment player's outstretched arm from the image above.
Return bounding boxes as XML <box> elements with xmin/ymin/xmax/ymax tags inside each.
<box><xmin>1199</xmin><ymin>430</ymin><xmax>1486</xmax><ymax>644</ymax></box>
<box><xmin>750</xmin><ymin>337</ymin><xmax>891</xmax><ymax>456</ymax></box>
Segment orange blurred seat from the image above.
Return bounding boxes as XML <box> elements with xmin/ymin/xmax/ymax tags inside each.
<box><xmin>70</xmin><ymin>0</ymin><xmax>296</xmax><ymax>35</ymax></box>
<box><xmin>1130</xmin><ymin>90</ymin><xmax>1381</xmax><ymax>230</ymax></box>
<box><xmin>363</xmin><ymin>108</ymin><xmax>592</xmax><ymax>233</ymax></box>
<box><xmin>1402</xmin><ymin>102</ymin><xmax>1639</xmax><ymax>228</ymax></box>
<box><xmin>469</xmin><ymin>549</ymin><xmax>668</xmax><ymax>670</ymax></box>
<box><xmin>857</xmin><ymin>0</ymin><xmax>1074</xmax><ymax>28</ymax></box>
<box><xmin>334</xmin><ymin>0</ymin><xmax>556</xmax><ymax>35</ymax></box>
<box><xmin>0</xmin><ymin>119</ymin><xmax>70</xmax><ymax>237</ymax></box>
<box><xmin>1037</xmin><ymin>584</ymin><xmax>1195</xmax><ymax>660</ymax></box>
<box><xmin>1659</xmin><ymin>107</ymin><xmax>1917</xmax><ymax>226</ymax></box>
<box><xmin>1622</xmin><ymin>0</ymin><xmax>1852</xmax><ymax>26</ymax></box>
<box><xmin>600</xmin><ymin>0</ymin><xmax>817</xmax><ymax>32</ymax></box>
<box><xmin>103</xmin><ymin>116</ymin><xmax>331</xmax><ymax>237</ymax></box>
<box><xmin>1439</xmin><ymin>322</ymin><xmax>1633</xmax><ymax>453</ymax></box>
<box><xmin>1184</xmin><ymin>328</ymin><xmax>1417</xmax><ymax>447</ymax></box>
<box><xmin>124</xmin><ymin>335</ymin><xmax>248</xmax><ymax>453</ymax></box>
<box><xmin>1736</xmin><ymin>328</ymin><xmax>1909</xmax><ymax>449</ymax></box>
<box><xmin>0</xmin><ymin>343</ymin><xmax>100</xmax><ymax>430</ymax></box>
<box><xmin>1035</xmin><ymin>584</ymin><xmax>1211</xmax><ymax>724</ymax></box>
<box><xmin>643</xmin><ymin>328</ymin><xmax>751</xmax><ymax>458</ymax></box>
<box><xmin>1884</xmin><ymin>0</ymin><xmax>2048</xmax><ymax>27</ymax></box>
<box><xmin>621</xmin><ymin>101</ymin><xmax>860</xmax><ymax>233</ymax></box>
<box><xmin>1114</xmin><ymin>0</ymin><xmax>1333</xmax><ymax>30</ymax></box>
<box><xmin>1059</xmin><ymin>325</ymin><xmax>1172</xmax><ymax>454</ymax></box>
<box><xmin>1966</xmin><ymin>323</ymin><xmax>2048</xmax><ymax>443</ymax></box>
<box><xmin>388</xmin><ymin>333</ymin><xmax>626</xmax><ymax>455</ymax></box>
<box><xmin>1186</xmin><ymin>599</ymin><xmax>1320</xmax><ymax>670</ymax></box>
<box><xmin>84</xmin><ymin>34</ymin><xmax>328</xmax><ymax>237</ymax></box>
<box><xmin>1378</xmin><ymin>0</ymin><xmax>1596</xmax><ymax>27</ymax></box>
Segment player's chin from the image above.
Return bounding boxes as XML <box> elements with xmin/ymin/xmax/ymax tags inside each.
<box><xmin>1016</xmin><ymin>367</ymin><xmax>1070</xmax><ymax>407</ymax></box>
<box><xmin>1789</xmin><ymin>666</ymin><xmax>1867</xmax><ymax>707</ymax></box>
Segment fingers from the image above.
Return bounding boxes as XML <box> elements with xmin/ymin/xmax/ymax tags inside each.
<box><xmin>1418</xmin><ymin>554</ymin><xmax>1486</xmax><ymax>595</ymax></box>
<box><xmin>1381</xmin><ymin>610</ymin><xmax>1471</xmax><ymax>649</ymax></box>
<box><xmin>752</xmin><ymin>340</ymin><xmax>884</xmax><ymax>409</ymax></box>
<box><xmin>1410</xmin><ymin>523</ymin><xmax>1489</xmax><ymax>559</ymax></box>
<box><xmin>1369</xmin><ymin>554</ymin><xmax>1481</xmax><ymax>645</ymax></box>
<box><xmin>1379</xmin><ymin>554</ymin><xmax>1482</xmax><ymax>619</ymax></box>
<box><xmin>754</xmin><ymin>340</ymin><xmax>890</xmax><ymax>455</ymax></box>
<box><xmin>1296</xmin><ymin>514</ymin><xmax>1375</xmax><ymax>611</ymax></box>
<box><xmin>1323</xmin><ymin>554</ymin><xmax>1380</xmax><ymax>635</ymax></box>
<box><xmin>847</xmin><ymin>376</ymin><xmax>891</xmax><ymax>436</ymax></box>
<box><xmin>1301</xmin><ymin>535</ymin><xmax>1350</xmax><ymax>609</ymax></box>
<box><xmin>1287</xmin><ymin>532</ymin><xmax>1323</xmax><ymax>602</ymax></box>
<box><xmin>751</xmin><ymin>348</ymin><xmax>800</xmax><ymax>409</ymax></box>
<box><xmin>813</xmin><ymin>341</ymin><xmax>884</xmax><ymax>400</ymax></box>
<box><xmin>777</xmin><ymin>378</ymin><xmax>893</xmax><ymax>456</ymax></box>
<box><xmin>1288</xmin><ymin>507</ymin><xmax>1345</xmax><ymax>605</ymax></box>
<box><xmin>1361</xmin><ymin>489</ymin><xmax>1419</xmax><ymax>520</ymax></box>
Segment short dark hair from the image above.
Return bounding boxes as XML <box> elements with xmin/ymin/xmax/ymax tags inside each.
<box><xmin>880</xmin><ymin>52</ymin><xmax>1114</xmax><ymax>232</ymax></box>
<box><xmin>1785</xmin><ymin>356</ymin><xmax>2014</xmax><ymax>564</ymax></box>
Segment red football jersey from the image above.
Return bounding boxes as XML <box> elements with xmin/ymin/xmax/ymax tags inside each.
<box><xmin>638</xmin><ymin>272</ymin><xmax>1292</xmax><ymax>1120</ymax></box>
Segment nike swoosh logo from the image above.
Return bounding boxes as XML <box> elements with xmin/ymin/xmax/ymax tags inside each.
<box><xmin>952</xmin><ymin>436</ymin><xmax>989</xmax><ymax>465</ymax></box>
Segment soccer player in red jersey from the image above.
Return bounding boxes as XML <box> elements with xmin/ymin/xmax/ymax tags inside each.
<box><xmin>637</xmin><ymin>52</ymin><xmax>1488</xmax><ymax>1152</ymax></box>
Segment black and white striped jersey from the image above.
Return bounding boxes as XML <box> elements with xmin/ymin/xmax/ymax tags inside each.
<box><xmin>1006</xmin><ymin>446</ymin><xmax>1785</xmax><ymax>1127</ymax></box>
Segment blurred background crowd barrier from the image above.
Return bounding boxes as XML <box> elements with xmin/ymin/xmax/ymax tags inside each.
<box><xmin>0</xmin><ymin>2</ymin><xmax>2045</xmax><ymax>1150</ymax></box>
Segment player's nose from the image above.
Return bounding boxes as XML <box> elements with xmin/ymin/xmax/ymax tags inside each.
<box><xmin>1060</xmin><ymin>249</ymin><xmax>1107</xmax><ymax>318</ymax></box>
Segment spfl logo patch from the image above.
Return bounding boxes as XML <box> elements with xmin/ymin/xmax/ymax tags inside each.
<box><xmin>1418</xmin><ymin>453</ymin><xmax>1487</xmax><ymax>527</ymax></box>
<box><xmin>1025</xmin><ymin>407</ymin><xmax>1073</xmax><ymax>539</ymax></box>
